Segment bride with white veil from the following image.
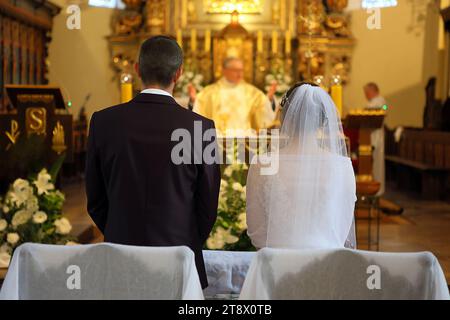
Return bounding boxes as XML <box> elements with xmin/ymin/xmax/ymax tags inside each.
<box><xmin>246</xmin><ymin>83</ymin><xmax>357</xmax><ymax>249</ymax></box>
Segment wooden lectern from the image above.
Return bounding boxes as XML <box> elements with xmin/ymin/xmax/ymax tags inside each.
<box><xmin>0</xmin><ymin>85</ymin><xmax>73</xmax><ymax>191</ymax></box>
<box><xmin>345</xmin><ymin>110</ymin><xmax>385</xmax><ymax>195</ymax></box>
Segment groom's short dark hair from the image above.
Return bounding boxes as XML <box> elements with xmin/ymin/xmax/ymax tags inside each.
<box><xmin>138</xmin><ymin>36</ymin><xmax>183</xmax><ymax>87</ymax></box>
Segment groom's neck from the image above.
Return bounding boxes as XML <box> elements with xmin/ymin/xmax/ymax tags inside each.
<box><xmin>143</xmin><ymin>84</ymin><xmax>174</xmax><ymax>96</ymax></box>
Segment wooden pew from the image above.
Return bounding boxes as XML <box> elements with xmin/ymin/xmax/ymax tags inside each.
<box><xmin>386</xmin><ymin>128</ymin><xmax>450</xmax><ymax>200</ymax></box>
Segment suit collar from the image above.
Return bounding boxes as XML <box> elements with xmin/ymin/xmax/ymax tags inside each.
<box><xmin>131</xmin><ymin>93</ymin><xmax>178</xmax><ymax>105</ymax></box>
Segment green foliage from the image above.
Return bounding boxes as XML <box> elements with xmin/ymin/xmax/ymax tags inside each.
<box><xmin>206</xmin><ymin>162</ymin><xmax>252</xmax><ymax>251</ymax></box>
<box><xmin>0</xmin><ymin>166</ymin><xmax>77</xmax><ymax>267</ymax></box>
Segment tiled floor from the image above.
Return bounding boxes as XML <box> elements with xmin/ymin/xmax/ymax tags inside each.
<box><xmin>62</xmin><ymin>180</ymin><xmax>450</xmax><ymax>283</ymax></box>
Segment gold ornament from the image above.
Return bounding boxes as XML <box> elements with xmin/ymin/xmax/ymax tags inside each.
<box><xmin>52</xmin><ymin>121</ymin><xmax>67</xmax><ymax>155</ymax></box>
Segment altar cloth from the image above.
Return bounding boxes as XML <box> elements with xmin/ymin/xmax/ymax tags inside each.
<box><xmin>240</xmin><ymin>248</ymin><xmax>450</xmax><ymax>300</ymax></box>
<box><xmin>203</xmin><ymin>250</ymin><xmax>255</xmax><ymax>299</ymax></box>
<box><xmin>0</xmin><ymin>243</ymin><xmax>204</xmax><ymax>300</ymax></box>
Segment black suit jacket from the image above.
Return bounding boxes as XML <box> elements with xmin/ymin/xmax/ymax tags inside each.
<box><xmin>85</xmin><ymin>93</ymin><xmax>220</xmax><ymax>288</ymax></box>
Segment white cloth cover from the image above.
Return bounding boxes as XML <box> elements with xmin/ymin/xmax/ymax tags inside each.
<box><xmin>203</xmin><ymin>250</ymin><xmax>255</xmax><ymax>297</ymax></box>
<box><xmin>247</xmin><ymin>84</ymin><xmax>357</xmax><ymax>249</ymax></box>
<box><xmin>0</xmin><ymin>243</ymin><xmax>204</xmax><ymax>300</ymax></box>
<box><xmin>240</xmin><ymin>248</ymin><xmax>450</xmax><ymax>300</ymax></box>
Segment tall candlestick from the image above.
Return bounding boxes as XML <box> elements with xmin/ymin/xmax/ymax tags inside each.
<box><xmin>120</xmin><ymin>72</ymin><xmax>133</xmax><ymax>103</ymax></box>
<box><xmin>272</xmin><ymin>31</ymin><xmax>278</xmax><ymax>54</ymax></box>
<box><xmin>331</xmin><ymin>84</ymin><xmax>343</xmax><ymax>118</ymax></box>
<box><xmin>257</xmin><ymin>31</ymin><xmax>263</xmax><ymax>53</ymax></box>
<box><xmin>204</xmin><ymin>29</ymin><xmax>211</xmax><ymax>52</ymax></box>
<box><xmin>190</xmin><ymin>29</ymin><xmax>197</xmax><ymax>52</ymax></box>
<box><xmin>289</xmin><ymin>0</ymin><xmax>295</xmax><ymax>33</ymax></box>
<box><xmin>285</xmin><ymin>30</ymin><xmax>291</xmax><ymax>54</ymax></box>
<box><xmin>181</xmin><ymin>0</ymin><xmax>187</xmax><ymax>27</ymax></box>
<box><xmin>176</xmin><ymin>29</ymin><xmax>183</xmax><ymax>49</ymax></box>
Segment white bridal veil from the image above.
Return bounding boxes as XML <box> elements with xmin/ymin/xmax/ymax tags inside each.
<box><xmin>247</xmin><ymin>84</ymin><xmax>357</xmax><ymax>249</ymax></box>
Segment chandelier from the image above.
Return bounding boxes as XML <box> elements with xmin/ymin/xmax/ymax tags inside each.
<box><xmin>204</xmin><ymin>0</ymin><xmax>264</xmax><ymax>14</ymax></box>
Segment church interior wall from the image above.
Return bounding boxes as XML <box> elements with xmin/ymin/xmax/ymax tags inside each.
<box><xmin>344</xmin><ymin>0</ymin><xmax>442</xmax><ymax>129</ymax></box>
<box><xmin>47</xmin><ymin>1</ymin><xmax>120</xmax><ymax>118</ymax></box>
<box><xmin>46</xmin><ymin>1</ymin><xmax>444</xmax><ymax>129</ymax></box>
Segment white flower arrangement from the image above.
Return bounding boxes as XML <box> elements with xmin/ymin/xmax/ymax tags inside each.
<box><xmin>0</xmin><ymin>168</ymin><xmax>77</xmax><ymax>268</ymax></box>
<box><xmin>206</xmin><ymin>162</ymin><xmax>252</xmax><ymax>250</ymax></box>
<box><xmin>265</xmin><ymin>71</ymin><xmax>293</xmax><ymax>98</ymax></box>
<box><xmin>175</xmin><ymin>70</ymin><xmax>204</xmax><ymax>97</ymax></box>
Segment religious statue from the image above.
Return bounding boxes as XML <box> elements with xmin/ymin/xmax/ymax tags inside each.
<box><xmin>113</xmin><ymin>11</ymin><xmax>143</xmax><ymax>35</ymax></box>
<box><xmin>191</xmin><ymin>57</ymin><xmax>276</xmax><ymax>133</ymax></box>
<box><xmin>145</xmin><ymin>0</ymin><xmax>166</xmax><ymax>33</ymax></box>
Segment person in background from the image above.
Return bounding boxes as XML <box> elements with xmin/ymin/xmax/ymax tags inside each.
<box><xmin>188</xmin><ymin>57</ymin><xmax>276</xmax><ymax>132</ymax></box>
<box><xmin>364</xmin><ymin>82</ymin><xmax>387</xmax><ymax>110</ymax></box>
<box><xmin>363</xmin><ymin>82</ymin><xmax>386</xmax><ymax>195</ymax></box>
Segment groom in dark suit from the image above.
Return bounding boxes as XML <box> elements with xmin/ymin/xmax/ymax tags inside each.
<box><xmin>85</xmin><ymin>36</ymin><xmax>220</xmax><ymax>288</ymax></box>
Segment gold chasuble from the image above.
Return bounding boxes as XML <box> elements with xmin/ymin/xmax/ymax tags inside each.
<box><xmin>193</xmin><ymin>78</ymin><xmax>275</xmax><ymax>132</ymax></box>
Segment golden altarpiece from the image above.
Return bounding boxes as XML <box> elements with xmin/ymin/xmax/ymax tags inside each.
<box><xmin>107</xmin><ymin>0</ymin><xmax>355</xmax><ymax>93</ymax></box>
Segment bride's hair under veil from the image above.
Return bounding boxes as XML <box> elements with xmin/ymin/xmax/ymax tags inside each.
<box><xmin>246</xmin><ymin>83</ymin><xmax>357</xmax><ymax>250</ymax></box>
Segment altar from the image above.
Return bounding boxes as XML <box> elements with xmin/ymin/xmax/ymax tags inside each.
<box><xmin>108</xmin><ymin>0</ymin><xmax>355</xmax><ymax>104</ymax></box>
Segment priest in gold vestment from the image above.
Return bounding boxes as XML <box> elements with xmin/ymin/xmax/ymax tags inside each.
<box><xmin>190</xmin><ymin>58</ymin><xmax>276</xmax><ymax>132</ymax></box>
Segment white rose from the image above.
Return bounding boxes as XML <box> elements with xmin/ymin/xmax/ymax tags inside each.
<box><xmin>206</xmin><ymin>236</ymin><xmax>223</xmax><ymax>250</ymax></box>
<box><xmin>54</xmin><ymin>217</ymin><xmax>72</xmax><ymax>235</ymax></box>
<box><xmin>232</xmin><ymin>182</ymin><xmax>244</xmax><ymax>192</ymax></box>
<box><xmin>11</xmin><ymin>209</ymin><xmax>33</xmax><ymax>228</ymax></box>
<box><xmin>33</xmin><ymin>168</ymin><xmax>55</xmax><ymax>195</ymax></box>
<box><xmin>0</xmin><ymin>219</ymin><xmax>7</xmax><ymax>231</ymax></box>
<box><xmin>218</xmin><ymin>196</ymin><xmax>227</xmax><ymax>211</ymax></box>
<box><xmin>26</xmin><ymin>196</ymin><xmax>39</xmax><ymax>213</ymax></box>
<box><xmin>3</xmin><ymin>205</ymin><xmax>9</xmax><ymax>213</ymax></box>
<box><xmin>223</xmin><ymin>166</ymin><xmax>233</xmax><ymax>177</ymax></box>
<box><xmin>7</xmin><ymin>232</ymin><xmax>19</xmax><ymax>245</ymax></box>
<box><xmin>220</xmin><ymin>179</ymin><xmax>228</xmax><ymax>189</ymax></box>
<box><xmin>10</xmin><ymin>179</ymin><xmax>33</xmax><ymax>206</ymax></box>
<box><xmin>0</xmin><ymin>251</ymin><xmax>11</xmax><ymax>268</ymax></box>
<box><xmin>0</xmin><ymin>244</ymin><xmax>12</xmax><ymax>268</ymax></box>
<box><xmin>215</xmin><ymin>226</ymin><xmax>239</xmax><ymax>245</ymax></box>
<box><xmin>32</xmin><ymin>211</ymin><xmax>48</xmax><ymax>224</ymax></box>
<box><xmin>237</xmin><ymin>212</ymin><xmax>247</xmax><ymax>231</ymax></box>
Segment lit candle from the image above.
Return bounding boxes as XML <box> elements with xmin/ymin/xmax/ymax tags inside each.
<box><xmin>190</xmin><ymin>29</ymin><xmax>197</xmax><ymax>52</ymax></box>
<box><xmin>204</xmin><ymin>29</ymin><xmax>211</xmax><ymax>52</ymax></box>
<box><xmin>257</xmin><ymin>30</ymin><xmax>263</xmax><ymax>53</ymax></box>
<box><xmin>176</xmin><ymin>29</ymin><xmax>183</xmax><ymax>49</ymax></box>
<box><xmin>331</xmin><ymin>84</ymin><xmax>343</xmax><ymax>118</ymax></box>
<box><xmin>285</xmin><ymin>30</ymin><xmax>291</xmax><ymax>54</ymax></box>
<box><xmin>120</xmin><ymin>72</ymin><xmax>133</xmax><ymax>103</ymax></box>
<box><xmin>272</xmin><ymin>31</ymin><xmax>278</xmax><ymax>54</ymax></box>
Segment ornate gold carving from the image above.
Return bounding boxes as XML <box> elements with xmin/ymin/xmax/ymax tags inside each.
<box><xmin>325</xmin><ymin>0</ymin><xmax>348</xmax><ymax>13</ymax></box>
<box><xmin>213</xmin><ymin>15</ymin><xmax>254</xmax><ymax>82</ymax></box>
<box><xmin>18</xmin><ymin>94</ymin><xmax>53</xmax><ymax>104</ymax></box>
<box><xmin>122</xmin><ymin>0</ymin><xmax>142</xmax><ymax>10</ymax></box>
<box><xmin>359</xmin><ymin>144</ymin><xmax>373</xmax><ymax>156</ymax></box>
<box><xmin>204</xmin><ymin>0</ymin><xmax>263</xmax><ymax>14</ymax></box>
<box><xmin>187</xmin><ymin>0</ymin><xmax>198</xmax><ymax>22</ymax></box>
<box><xmin>114</xmin><ymin>12</ymin><xmax>143</xmax><ymax>35</ymax></box>
<box><xmin>52</xmin><ymin>121</ymin><xmax>67</xmax><ymax>155</ymax></box>
<box><xmin>298</xmin><ymin>0</ymin><xmax>326</xmax><ymax>36</ymax></box>
<box><xmin>5</xmin><ymin>120</ymin><xmax>20</xmax><ymax>150</ymax></box>
<box><xmin>25</xmin><ymin>107</ymin><xmax>46</xmax><ymax>136</ymax></box>
<box><xmin>330</xmin><ymin>55</ymin><xmax>351</xmax><ymax>84</ymax></box>
<box><xmin>146</xmin><ymin>0</ymin><xmax>166</xmax><ymax>33</ymax></box>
